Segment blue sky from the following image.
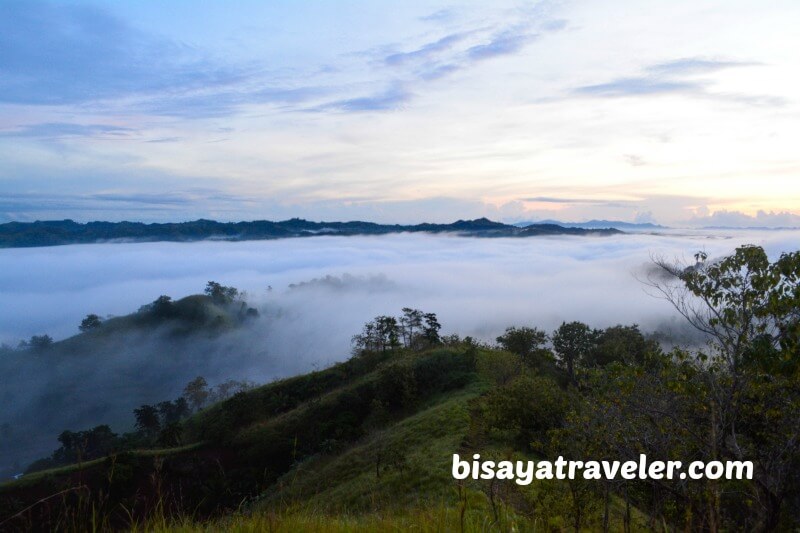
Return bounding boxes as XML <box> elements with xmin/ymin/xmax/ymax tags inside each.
<box><xmin>1</xmin><ymin>0</ymin><xmax>799</xmax><ymax>226</ymax></box>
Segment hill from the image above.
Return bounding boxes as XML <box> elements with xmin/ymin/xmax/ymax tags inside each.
<box><xmin>0</xmin><ymin>341</ymin><xmax>651</xmax><ymax>531</ymax></box>
<box><xmin>0</xmin><ymin>217</ymin><xmax>622</xmax><ymax>248</ymax></box>
<box><xmin>1</xmin><ymin>245</ymin><xmax>798</xmax><ymax>531</ymax></box>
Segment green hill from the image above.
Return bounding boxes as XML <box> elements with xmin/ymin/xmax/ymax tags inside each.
<box><xmin>0</xmin><ymin>342</ymin><xmax>650</xmax><ymax>532</ymax></box>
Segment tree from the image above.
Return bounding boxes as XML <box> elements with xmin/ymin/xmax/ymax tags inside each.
<box><xmin>183</xmin><ymin>376</ymin><xmax>210</xmax><ymax>412</ymax></box>
<box><xmin>648</xmin><ymin>245</ymin><xmax>800</xmax><ymax>373</ymax></box>
<box><xmin>352</xmin><ymin>315</ymin><xmax>401</xmax><ymax>354</ymax></box>
<box><xmin>642</xmin><ymin>245</ymin><xmax>800</xmax><ymax>529</ymax></box>
<box><xmin>375</xmin><ymin>316</ymin><xmax>400</xmax><ymax>352</ymax></box>
<box><xmin>495</xmin><ymin>326</ymin><xmax>548</xmax><ymax>363</ymax></box>
<box><xmin>79</xmin><ymin>314</ymin><xmax>102</xmax><ymax>332</ymax></box>
<box><xmin>584</xmin><ymin>325</ymin><xmax>659</xmax><ymax>368</ymax></box>
<box><xmin>150</xmin><ymin>295</ymin><xmax>174</xmax><ymax>319</ymax></box>
<box><xmin>399</xmin><ymin>308</ymin><xmax>423</xmax><ymax>347</ymax></box>
<box><xmin>552</xmin><ymin>321</ymin><xmax>597</xmax><ymax>384</ymax></box>
<box><xmin>422</xmin><ymin>312</ymin><xmax>442</xmax><ymax>346</ymax></box>
<box><xmin>133</xmin><ymin>404</ymin><xmax>161</xmax><ymax>438</ymax></box>
<box><xmin>481</xmin><ymin>374</ymin><xmax>569</xmax><ymax>451</ymax></box>
<box><xmin>157</xmin><ymin>398</ymin><xmax>190</xmax><ymax>425</ymax></box>
<box><xmin>28</xmin><ymin>334</ymin><xmax>53</xmax><ymax>351</ymax></box>
<box><xmin>205</xmin><ymin>281</ymin><xmax>239</xmax><ymax>305</ymax></box>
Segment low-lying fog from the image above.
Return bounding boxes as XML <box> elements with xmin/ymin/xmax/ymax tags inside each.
<box><xmin>1</xmin><ymin>229</ymin><xmax>798</xmax><ymax>475</ymax></box>
<box><xmin>3</xmin><ymin>230</ymin><xmax>799</xmax><ymax>350</ymax></box>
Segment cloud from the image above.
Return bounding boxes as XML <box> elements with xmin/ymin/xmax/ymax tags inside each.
<box><xmin>317</xmin><ymin>83</ymin><xmax>412</xmax><ymax>112</ymax></box>
<box><xmin>686</xmin><ymin>209</ymin><xmax>800</xmax><ymax>228</ymax></box>
<box><xmin>419</xmin><ymin>8</ymin><xmax>457</xmax><ymax>23</ymax></box>
<box><xmin>573</xmin><ymin>56</ymin><xmax>782</xmax><ymax>106</ymax></box>
<box><xmin>522</xmin><ymin>196</ymin><xmax>639</xmax><ymax>208</ymax></box>
<box><xmin>0</xmin><ymin>1</ymin><xmax>244</xmax><ymax>106</ymax></box>
<box><xmin>646</xmin><ymin>58</ymin><xmax>760</xmax><ymax>75</ymax></box>
<box><xmin>0</xmin><ymin>1</ymin><xmax>330</xmax><ymax>118</ymax></box>
<box><xmin>624</xmin><ymin>154</ymin><xmax>646</xmax><ymax>167</ymax></box>
<box><xmin>575</xmin><ymin>77</ymin><xmax>700</xmax><ymax>97</ymax></box>
<box><xmin>466</xmin><ymin>27</ymin><xmax>534</xmax><ymax>60</ymax></box>
<box><xmin>384</xmin><ymin>32</ymin><xmax>468</xmax><ymax>66</ymax></box>
<box><xmin>376</xmin><ymin>16</ymin><xmax>563</xmax><ymax>97</ymax></box>
<box><xmin>0</xmin><ymin>122</ymin><xmax>134</xmax><ymax>139</ymax></box>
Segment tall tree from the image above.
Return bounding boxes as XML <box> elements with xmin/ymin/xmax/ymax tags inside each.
<box><xmin>183</xmin><ymin>376</ymin><xmax>210</xmax><ymax>412</ymax></box>
<box><xmin>552</xmin><ymin>321</ymin><xmax>597</xmax><ymax>384</ymax></box>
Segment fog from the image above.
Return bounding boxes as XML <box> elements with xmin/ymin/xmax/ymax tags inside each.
<box><xmin>1</xmin><ymin>230</ymin><xmax>799</xmax><ymax>476</ymax></box>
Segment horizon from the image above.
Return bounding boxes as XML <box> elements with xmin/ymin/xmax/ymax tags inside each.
<box><xmin>2</xmin><ymin>1</ymin><xmax>800</xmax><ymax>228</ymax></box>
<box><xmin>3</xmin><ymin>215</ymin><xmax>800</xmax><ymax>231</ymax></box>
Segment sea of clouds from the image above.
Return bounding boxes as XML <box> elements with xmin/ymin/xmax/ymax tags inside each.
<box><xmin>1</xmin><ymin>230</ymin><xmax>799</xmax><ymax>475</ymax></box>
<box><xmin>3</xmin><ymin>230</ymin><xmax>800</xmax><ymax>354</ymax></box>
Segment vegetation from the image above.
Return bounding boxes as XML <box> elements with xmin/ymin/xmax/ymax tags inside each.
<box><xmin>0</xmin><ymin>244</ymin><xmax>798</xmax><ymax>532</ymax></box>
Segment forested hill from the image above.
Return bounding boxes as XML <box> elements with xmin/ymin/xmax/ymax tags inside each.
<box><xmin>0</xmin><ymin>218</ymin><xmax>621</xmax><ymax>248</ymax></box>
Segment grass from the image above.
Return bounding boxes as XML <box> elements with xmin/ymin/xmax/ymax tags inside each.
<box><xmin>135</xmin><ymin>502</ymin><xmax>532</xmax><ymax>532</ymax></box>
<box><xmin>261</xmin><ymin>382</ymin><xmax>487</xmax><ymax>512</ymax></box>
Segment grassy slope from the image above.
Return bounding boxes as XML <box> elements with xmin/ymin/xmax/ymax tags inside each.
<box><xmin>263</xmin><ymin>382</ymin><xmax>486</xmax><ymax>511</ymax></box>
<box><xmin>2</xmin><ymin>344</ymin><xmax>652</xmax><ymax>531</ymax></box>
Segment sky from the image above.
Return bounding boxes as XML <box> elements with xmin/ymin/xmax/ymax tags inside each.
<box><xmin>1</xmin><ymin>0</ymin><xmax>799</xmax><ymax>227</ymax></box>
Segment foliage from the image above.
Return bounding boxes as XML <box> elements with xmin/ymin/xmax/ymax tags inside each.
<box><xmin>204</xmin><ymin>281</ymin><xmax>239</xmax><ymax>305</ymax></box>
<box><xmin>79</xmin><ymin>313</ymin><xmax>102</xmax><ymax>332</ymax></box>
<box><xmin>552</xmin><ymin>320</ymin><xmax>597</xmax><ymax>383</ymax></box>
<box><xmin>352</xmin><ymin>309</ymin><xmax>442</xmax><ymax>354</ymax></box>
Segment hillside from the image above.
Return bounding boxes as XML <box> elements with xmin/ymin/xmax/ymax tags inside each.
<box><xmin>0</xmin><ymin>285</ymin><xmax>261</xmax><ymax>481</ymax></box>
<box><xmin>0</xmin><ymin>339</ymin><xmax>650</xmax><ymax>531</ymax></box>
<box><xmin>0</xmin><ymin>218</ymin><xmax>622</xmax><ymax>248</ymax></box>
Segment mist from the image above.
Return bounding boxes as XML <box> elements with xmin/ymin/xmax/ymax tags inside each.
<box><xmin>1</xmin><ymin>230</ymin><xmax>799</xmax><ymax>475</ymax></box>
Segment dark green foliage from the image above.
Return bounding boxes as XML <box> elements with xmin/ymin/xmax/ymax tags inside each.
<box><xmin>552</xmin><ymin>321</ymin><xmax>598</xmax><ymax>383</ymax></box>
<box><xmin>158</xmin><ymin>398</ymin><xmax>190</xmax><ymax>425</ymax></box>
<box><xmin>133</xmin><ymin>405</ymin><xmax>161</xmax><ymax>437</ymax></box>
<box><xmin>149</xmin><ymin>295</ymin><xmax>175</xmax><ymax>319</ymax></box>
<box><xmin>26</xmin><ymin>334</ymin><xmax>53</xmax><ymax>352</ymax></box>
<box><xmin>26</xmin><ymin>425</ymin><xmax>118</xmax><ymax>473</ymax></box>
<box><xmin>183</xmin><ymin>376</ymin><xmax>210</xmax><ymax>412</ymax></box>
<box><xmin>204</xmin><ymin>281</ymin><xmax>239</xmax><ymax>305</ymax></box>
<box><xmin>422</xmin><ymin>312</ymin><xmax>442</xmax><ymax>346</ymax></box>
<box><xmin>495</xmin><ymin>326</ymin><xmax>547</xmax><ymax>359</ymax></box>
<box><xmin>352</xmin><ymin>309</ymin><xmax>442</xmax><ymax>354</ymax></box>
<box><xmin>584</xmin><ymin>324</ymin><xmax>660</xmax><ymax>368</ymax></box>
<box><xmin>79</xmin><ymin>313</ymin><xmax>102</xmax><ymax>332</ymax></box>
<box><xmin>193</xmin><ymin>348</ymin><xmax>477</xmax><ymax>487</ymax></box>
<box><xmin>479</xmin><ymin>374</ymin><xmax>569</xmax><ymax>451</ymax></box>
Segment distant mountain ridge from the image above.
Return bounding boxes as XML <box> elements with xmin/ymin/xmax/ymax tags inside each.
<box><xmin>515</xmin><ymin>219</ymin><xmax>667</xmax><ymax>231</ymax></box>
<box><xmin>0</xmin><ymin>217</ymin><xmax>622</xmax><ymax>248</ymax></box>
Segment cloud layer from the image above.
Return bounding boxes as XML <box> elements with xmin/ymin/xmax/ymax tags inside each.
<box><xmin>1</xmin><ymin>231</ymin><xmax>799</xmax><ymax>474</ymax></box>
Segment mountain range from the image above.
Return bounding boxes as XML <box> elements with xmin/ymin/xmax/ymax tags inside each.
<box><xmin>0</xmin><ymin>218</ymin><xmax>622</xmax><ymax>248</ymax></box>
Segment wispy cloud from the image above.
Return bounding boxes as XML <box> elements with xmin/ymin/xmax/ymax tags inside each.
<box><xmin>522</xmin><ymin>196</ymin><xmax>639</xmax><ymax>208</ymax></box>
<box><xmin>419</xmin><ymin>8</ymin><xmax>457</xmax><ymax>23</ymax></box>
<box><xmin>646</xmin><ymin>58</ymin><xmax>760</xmax><ymax>75</ymax></box>
<box><xmin>573</xmin><ymin>56</ymin><xmax>781</xmax><ymax>106</ymax></box>
<box><xmin>575</xmin><ymin>78</ymin><xmax>700</xmax><ymax>97</ymax></box>
<box><xmin>317</xmin><ymin>83</ymin><xmax>412</xmax><ymax>112</ymax></box>
<box><xmin>466</xmin><ymin>27</ymin><xmax>534</xmax><ymax>60</ymax></box>
<box><xmin>0</xmin><ymin>122</ymin><xmax>134</xmax><ymax>139</ymax></box>
<box><xmin>384</xmin><ymin>32</ymin><xmax>469</xmax><ymax>66</ymax></box>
